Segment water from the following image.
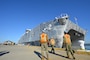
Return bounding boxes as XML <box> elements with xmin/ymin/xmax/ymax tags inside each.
<box><xmin>85</xmin><ymin>45</ymin><xmax>90</xmax><ymax>50</ymax></box>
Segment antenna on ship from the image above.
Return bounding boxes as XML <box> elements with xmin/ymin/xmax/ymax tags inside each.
<box><xmin>74</xmin><ymin>17</ymin><xmax>78</xmax><ymax>25</ymax></box>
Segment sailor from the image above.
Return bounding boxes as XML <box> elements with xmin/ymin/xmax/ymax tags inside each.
<box><xmin>40</xmin><ymin>30</ymin><xmax>49</xmax><ymax>60</ymax></box>
<box><xmin>63</xmin><ymin>32</ymin><xmax>75</xmax><ymax>59</ymax></box>
<box><xmin>50</xmin><ymin>37</ymin><xmax>55</xmax><ymax>54</ymax></box>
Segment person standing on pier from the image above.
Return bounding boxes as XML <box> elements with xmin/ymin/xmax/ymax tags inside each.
<box><xmin>63</xmin><ymin>32</ymin><xmax>75</xmax><ymax>59</ymax></box>
<box><xmin>50</xmin><ymin>37</ymin><xmax>55</xmax><ymax>54</ymax></box>
<box><xmin>40</xmin><ymin>31</ymin><xmax>49</xmax><ymax>60</ymax></box>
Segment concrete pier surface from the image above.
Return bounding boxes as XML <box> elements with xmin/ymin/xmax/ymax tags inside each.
<box><xmin>0</xmin><ymin>45</ymin><xmax>90</xmax><ymax>60</ymax></box>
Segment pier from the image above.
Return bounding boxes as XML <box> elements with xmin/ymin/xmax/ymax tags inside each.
<box><xmin>0</xmin><ymin>45</ymin><xmax>90</xmax><ymax>60</ymax></box>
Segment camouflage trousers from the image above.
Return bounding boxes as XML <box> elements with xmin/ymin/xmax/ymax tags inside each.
<box><xmin>51</xmin><ymin>45</ymin><xmax>55</xmax><ymax>53</ymax></box>
<box><xmin>41</xmin><ymin>43</ymin><xmax>49</xmax><ymax>60</ymax></box>
<box><xmin>65</xmin><ymin>43</ymin><xmax>75</xmax><ymax>59</ymax></box>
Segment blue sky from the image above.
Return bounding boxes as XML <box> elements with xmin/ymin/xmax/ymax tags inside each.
<box><xmin>0</xmin><ymin>0</ymin><xmax>90</xmax><ymax>43</ymax></box>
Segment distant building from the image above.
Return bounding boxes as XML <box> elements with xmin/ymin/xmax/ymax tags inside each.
<box><xmin>18</xmin><ymin>14</ymin><xmax>86</xmax><ymax>50</ymax></box>
<box><xmin>3</xmin><ymin>40</ymin><xmax>15</xmax><ymax>45</ymax></box>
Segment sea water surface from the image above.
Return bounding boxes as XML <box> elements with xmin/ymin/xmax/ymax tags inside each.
<box><xmin>85</xmin><ymin>45</ymin><xmax>90</xmax><ymax>50</ymax></box>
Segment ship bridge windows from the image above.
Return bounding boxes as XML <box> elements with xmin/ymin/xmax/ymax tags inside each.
<box><xmin>58</xmin><ymin>18</ymin><xmax>66</xmax><ymax>25</ymax></box>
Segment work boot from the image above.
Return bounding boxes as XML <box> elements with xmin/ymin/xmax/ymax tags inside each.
<box><xmin>47</xmin><ymin>58</ymin><xmax>49</xmax><ymax>60</ymax></box>
<box><xmin>41</xmin><ymin>58</ymin><xmax>44</xmax><ymax>60</ymax></box>
<box><xmin>66</xmin><ymin>56</ymin><xmax>70</xmax><ymax>59</ymax></box>
<box><xmin>73</xmin><ymin>57</ymin><xmax>75</xmax><ymax>59</ymax></box>
<box><xmin>53</xmin><ymin>52</ymin><xmax>55</xmax><ymax>54</ymax></box>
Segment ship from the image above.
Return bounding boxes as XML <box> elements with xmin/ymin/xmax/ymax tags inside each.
<box><xmin>18</xmin><ymin>14</ymin><xmax>86</xmax><ymax>50</ymax></box>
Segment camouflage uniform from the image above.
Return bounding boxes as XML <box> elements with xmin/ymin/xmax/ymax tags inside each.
<box><xmin>50</xmin><ymin>38</ymin><xmax>55</xmax><ymax>53</ymax></box>
<box><xmin>64</xmin><ymin>33</ymin><xmax>75</xmax><ymax>59</ymax></box>
<box><xmin>40</xmin><ymin>32</ymin><xmax>49</xmax><ymax>60</ymax></box>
